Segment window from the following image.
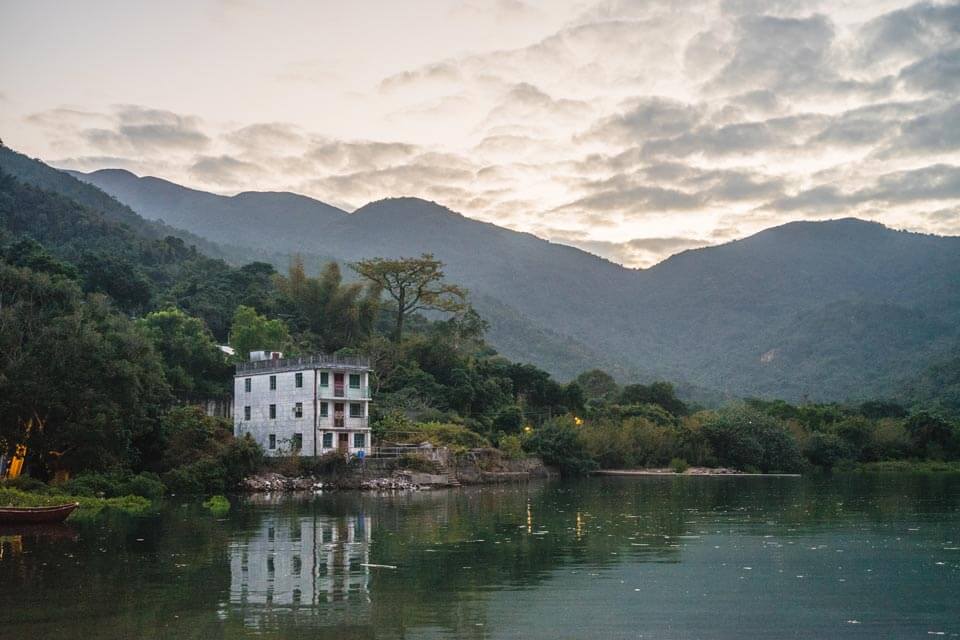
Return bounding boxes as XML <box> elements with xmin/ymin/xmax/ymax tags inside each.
<box><xmin>269</xmin><ymin>404</ymin><xmax>276</xmax><ymax>419</ymax></box>
<box><xmin>349</xmin><ymin>403</ymin><xmax>363</xmax><ymax>418</ymax></box>
<box><xmin>269</xmin><ymin>434</ymin><xmax>276</xmax><ymax>449</ymax></box>
<box><xmin>292</xmin><ymin>433</ymin><xmax>303</xmax><ymax>451</ymax></box>
<box><xmin>322</xmin><ymin>432</ymin><xmax>333</xmax><ymax>448</ymax></box>
<box><xmin>319</xmin><ymin>372</ymin><xmax>329</xmax><ymax>386</ymax></box>
<box><xmin>244</xmin><ymin>378</ymin><xmax>251</xmax><ymax>392</ymax></box>
<box><xmin>295</xmin><ymin>372</ymin><xmax>303</xmax><ymax>388</ymax></box>
<box><xmin>244</xmin><ymin>406</ymin><xmax>251</xmax><ymax>420</ymax></box>
<box><xmin>353</xmin><ymin>432</ymin><xmax>365</xmax><ymax>448</ymax></box>
<box><xmin>349</xmin><ymin>373</ymin><xmax>361</xmax><ymax>389</ymax></box>
<box><xmin>294</xmin><ymin>402</ymin><xmax>303</xmax><ymax>418</ymax></box>
<box><xmin>319</xmin><ymin>402</ymin><xmax>328</xmax><ymax>417</ymax></box>
<box><xmin>269</xmin><ymin>375</ymin><xmax>277</xmax><ymax>390</ymax></box>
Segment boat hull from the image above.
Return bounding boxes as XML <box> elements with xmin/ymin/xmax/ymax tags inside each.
<box><xmin>0</xmin><ymin>503</ymin><xmax>79</xmax><ymax>524</ymax></box>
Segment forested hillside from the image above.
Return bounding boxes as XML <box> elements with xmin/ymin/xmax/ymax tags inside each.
<box><xmin>0</xmin><ymin>167</ymin><xmax>587</xmax><ymax>482</ymax></box>
<box><xmin>71</xmin><ymin>163</ymin><xmax>960</xmax><ymax>402</ymax></box>
<box><xmin>2</xmin><ymin>153</ymin><xmax>959</xmax><ymax>496</ymax></box>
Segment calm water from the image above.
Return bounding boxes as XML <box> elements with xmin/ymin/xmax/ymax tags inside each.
<box><xmin>2</xmin><ymin>476</ymin><xmax>959</xmax><ymax>639</ymax></box>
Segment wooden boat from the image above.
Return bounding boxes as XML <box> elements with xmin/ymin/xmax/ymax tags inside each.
<box><xmin>0</xmin><ymin>503</ymin><xmax>79</xmax><ymax>524</ymax></box>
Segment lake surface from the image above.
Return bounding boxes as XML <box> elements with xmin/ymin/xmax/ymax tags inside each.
<box><xmin>2</xmin><ymin>475</ymin><xmax>959</xmax><ymax>639</ymax></box>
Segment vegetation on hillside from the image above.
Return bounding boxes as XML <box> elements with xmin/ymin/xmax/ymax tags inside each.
<box><xmin>65</xmin><ymin>160</ymin><xmax>960</xmax><ymax>402</ymax></box>
<box><xmin>1</xmin><ymin>161</ymin><xmax>958</xmax><ymax>501</ymax></box>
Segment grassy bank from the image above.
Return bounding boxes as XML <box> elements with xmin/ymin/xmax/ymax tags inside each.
<box><xmin>0</xmin><ymin>486</ymin><xmax>155</xmax><ymax>520</ymax></box>
<box><xmin>847</xmin><ymin>460</ymin><xmax>960</xmax><ymax>474</ymax></box>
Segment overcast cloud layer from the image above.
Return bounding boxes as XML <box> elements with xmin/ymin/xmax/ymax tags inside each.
<box><xmin>2</xmin><ymin>0</ymin><xmax>959</xmax><ymax>267</ymax></box>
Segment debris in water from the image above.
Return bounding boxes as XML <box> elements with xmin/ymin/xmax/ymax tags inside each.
<box><xmin>360</xmin><ymin>563</ymin><xmax>397</xmax><ymax>569</ymax></box>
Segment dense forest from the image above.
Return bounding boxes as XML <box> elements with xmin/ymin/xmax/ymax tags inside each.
<box><xmin>1</xmin><ymin>158</ymin><xmax>959</xmax><ymax>500</ymax></box>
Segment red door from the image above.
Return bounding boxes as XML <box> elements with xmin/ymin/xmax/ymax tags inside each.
<box><xmin>334</xmin><ymin>372</ymin><xmax>345</xmax><ymax>397</ymax></box>
<box><xmin>338</xmin><ymin>433</ymin><xmax>349</xmax><ymax>453</ymax></box>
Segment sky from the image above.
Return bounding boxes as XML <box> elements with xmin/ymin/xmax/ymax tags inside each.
<box><xmin>1</xmin><ymin>0</ymin><xmax>958</xmax><ymax>267</ymax></box>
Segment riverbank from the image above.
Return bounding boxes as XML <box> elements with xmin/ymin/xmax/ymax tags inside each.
<box><xmin>593</xmin><ymin>467</ymin><xmax>802</xmax><ymax>477</ymax></box>
<box><xmin>0</xmin><ymin>486</ymin><xmax>154</xmax><ymax>520</ymax></box>
<box><xmin>242</xmin><ymin>453</ymin><xmax>555</xmax><ymax>492</ymax></box>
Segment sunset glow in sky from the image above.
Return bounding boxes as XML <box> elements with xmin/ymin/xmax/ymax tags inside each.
<box><xmin>2</xmin><ymin>0</ymin><xmax>958</xmax><ymax>266</ymax></box>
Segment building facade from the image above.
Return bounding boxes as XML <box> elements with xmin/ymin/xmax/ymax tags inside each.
<box><xmin>233</xmin><ymin>351</ymin><xmax>372</xmax><ymax>456</ymax></box>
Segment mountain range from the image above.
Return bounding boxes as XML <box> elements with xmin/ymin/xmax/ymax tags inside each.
<box><xmin>2</xmin><ymin>146</ymin><xmax>957</xmax><ymax>403</ymax></box>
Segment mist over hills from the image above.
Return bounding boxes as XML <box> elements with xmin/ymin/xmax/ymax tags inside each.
<box><xmin>7</xmin><ymin>150</ymin><xmax>959</xmax><ymax>403</ymax></box>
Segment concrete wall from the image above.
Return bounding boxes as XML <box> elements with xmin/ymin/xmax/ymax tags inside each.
<box><xmin>234</xmin><ymin>369</ymin><xmax>316</xmax><ymax>455</ymax></box>
<box><xmin>234</xmin><ymin>366</ymin><xmax>372</xmax><ymax>456</ymax></box>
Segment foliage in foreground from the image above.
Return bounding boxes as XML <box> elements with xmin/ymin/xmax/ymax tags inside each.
<box><xmin>0</xmin><ymin>486</ymin><xmax>154</xmax><ymax>519</ymax></box>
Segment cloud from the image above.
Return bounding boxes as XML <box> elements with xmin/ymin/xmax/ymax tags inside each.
<box><xmin>225</xmin><ymin>122</ymin><xmax>303</xmax><ymax>151</ymax></box>
<box><xmin>380</xmin><ymin>62</ymin><xmax>462</xmax><ymax>93</ymax></box>
<box><xmin>560</xmin><ymin>178</ymin><xmax>705</xmax><ymax>215</ymax></box>
<box><xmin>641</xmin><ymin>114</ymin><xmax>825</xmax><ymax>158</ymax></box>
<box><xmin>768</xmin><ymin>163</ymin><xmax>960</xmax><ymax>212</ymax></box>
<box><xmin>306</xmin><ymin>139</ymin><xmax>421</xmax><ymax>172</ymax></box>
<box><xmin>704</xmin><ymin>14</ymin><xmax>837</xmax><ymax>95</ymax></box>
<box><xmin>189</xmin><ymin>154</ymin><xmax>264</xmax><ymax>186</ymax></box>
<box><xmin>580</xmin><ymin>97</ymin><xmax>704</xmax><ymax>143</ymax></box>
<box><xmin>15</xmin><ymin>0</ymin><xmax>960</xmax><ymax>268</ymax></box>
<box><xmin>856</xmin><ymin>1</ymin><xmax>960</xmax><ymax>66</ymax></box>
<box><xmin>63</xmin><ymin>105</ymin><xmax>211</xmax><ymax>154</ymax></box>
<box><xmin>483</xmin><ymin>83</ymin><xmax>592</xmax><ymax>130</ymax></box>
<box><xmin>809</xmin><ymin>99</ymin><xmax>933</xmax><ymax>148</ymax></box>
<box><xmin>548</xmin><ymin>231</ymin><xmax>711</xmax><ymax>267</ymax></box>
<box><xmin>898</xmin><ymin>47</ymin><xmax>960</xmax><ymax>95</ymax></box>
<box><xmin>878</xmin><ymin>102</ymin><xmax>960</xmax><ymax>156</ymax></box>
<box><xmin>303</xmin><ymin>157</ymin><xmax>476</xmax><ymax>206</ymax></box>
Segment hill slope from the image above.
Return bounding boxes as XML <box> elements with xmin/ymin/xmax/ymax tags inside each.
<box><xmin>59</xmin><ymin>165</ymin><xmax>960</xmax><ymax>402</ymax></box>
<box><xmin>68</xmin><ymin>168</ymin><xmax>347</xmax><ymax>253</ymax></box>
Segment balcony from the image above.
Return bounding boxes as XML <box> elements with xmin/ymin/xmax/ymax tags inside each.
<box><xmin>328</xmin><ymin>415</ymin><xmax>368</xmax><ymax>430</ymax></box>
<box><xmin>320</xmin><ymin>386</ymin><xmax>371</xmax><ymax>400</ymax></box>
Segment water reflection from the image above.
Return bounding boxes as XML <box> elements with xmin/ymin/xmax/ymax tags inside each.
<box><xmin>0</xmin><ymin>476</ymin><xmax>957</xmax><ymax>639</ymax></box>
<box><xmin>230</xmin><ymin>509</ymin><xmax>373</xmax><ymax>628</ymax></box>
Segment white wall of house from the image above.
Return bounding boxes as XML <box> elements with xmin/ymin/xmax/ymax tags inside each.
<box><xmin>233</xmin><ymin>365</ymin><xmax>371</xmax><ymax>457</ymax></box>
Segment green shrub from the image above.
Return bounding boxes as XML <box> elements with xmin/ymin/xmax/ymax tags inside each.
<box><xmin>804</xmin><ymin>432</ymin><xmax>854</xmax><ymax>470</ymax></box>
<box><xmin>203</xmin><ymin>494</ymin><xmax>231</xmax><ymax>515</ymax></box>
<box><xmin>391</xmin><ymin>422</ymin><xmax>489</xmax><ymax>449</ymax></box>
<box><xmin>498</xmin><ymin>434</ymin><xmax>526</xmax><ymax>460</ymax></box>
<box><xmin>523</xmin><ymin>417</ymin><xmax>596</xmax><ymax>476</ymax></box>
<box><xmin>62</xmin><ymin>471</ymin><xmax>165</xmax><ymax>500</ymax></box>
<box><xmin>0</xmin><ymin>487</ymin><xmax>153</xmax><ymax>518</ymax></box>
<box><xmin>162</xmin><ymin>459</ymin><xmax>227</xmax><ymax>494</ymax></box>
<box><xmin>701</xmin><ymin>405</ymin><xmax>803</xmax><ymax>473</ymax></box>
<box><xmin>670</xmin><ymin>457</ymin><xmax>689</xmax><ymax>473</ymax></box>
<box><xmin>493</xmin><ymin>406</ymin><xmax>524</xmax><ymax>434</ymax></box>
<box><xmin>398</xmin><ymin>454</ymin><xmax>442</xmax><ymax>474</ymax></box>
<box><xmin>298</xmin><ymin>452</ymin><xmax>351</xmax><ymax>477</ymax></box>
<box><xmin>121</xmin><ymin>472</ymin><xmax>166</xmax><ymax>500</ymax></box>
<box><xmin>3</xmin><ymin>476</ymin><xmax>49</xmax><ymax>493</ymax></box>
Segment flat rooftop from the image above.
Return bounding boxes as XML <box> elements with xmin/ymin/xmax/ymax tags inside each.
<box><xmin>235</xmin><ymin>353</ymin><xmax>371</xmax><ymax>375</ymax></box>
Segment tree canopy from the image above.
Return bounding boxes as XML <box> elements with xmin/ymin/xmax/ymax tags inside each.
<box><xmin>351</xmin><ymin>254</ymin><xmax>467</xmax><ymax>340</ymax></box>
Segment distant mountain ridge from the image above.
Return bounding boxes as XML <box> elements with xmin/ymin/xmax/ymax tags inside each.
<box><xmin>68</xmin><ymin>168</ymin><xmax>348</xmax><ymax>254</ymax></box>
<box><xmin>15</xmin><ymin>155</ymin><xmax>960</xmax><ymax>402</ymax></box>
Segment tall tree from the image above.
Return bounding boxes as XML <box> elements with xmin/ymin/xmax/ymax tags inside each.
<box><xmin>351</xmin><ymin>254</ymin><xmax>467</xmax><ymax>341</ymax></box>
<box><xmin>228</xmin><ymin>305</ymin><xmax>291</xmax><ymax>360</ymax></box>
<box><xmin>138</xmin><ymin>308</ymin><xmax>233</xmax><ymax>398</ymax></box>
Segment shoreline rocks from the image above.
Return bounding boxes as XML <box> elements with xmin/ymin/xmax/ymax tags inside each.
<box><xmin>241</xmin><ymin>472</ymin><xmax>324</xmax><ymax>492</ymax></box>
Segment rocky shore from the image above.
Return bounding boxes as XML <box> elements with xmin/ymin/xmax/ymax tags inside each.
<box><xmin>240</xmin><ymin>451</ymin><xmax>554</xmax><ymax>493</ymax></box>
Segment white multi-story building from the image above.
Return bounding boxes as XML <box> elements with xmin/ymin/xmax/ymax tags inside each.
<box><xmin>233</xmin><ymin>351</ymin><xmax>372</xmax><ymax>456</ymax></box>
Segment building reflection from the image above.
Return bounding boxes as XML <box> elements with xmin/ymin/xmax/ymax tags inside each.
<box><xmin>229</xmin><ymin>511</ymin><xmax>372</xmax><ymax>629</ymax></box>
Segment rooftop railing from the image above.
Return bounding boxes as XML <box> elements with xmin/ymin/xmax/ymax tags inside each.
<box><xmin>236</xmin><ymin>353</ymin><xmax>371</xmax><ymax>374</ymax></box>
